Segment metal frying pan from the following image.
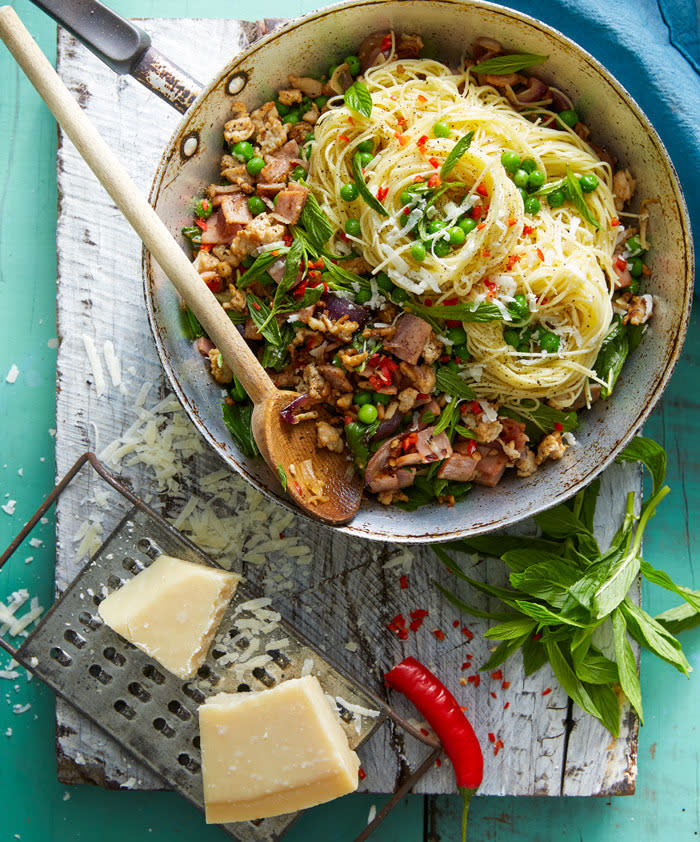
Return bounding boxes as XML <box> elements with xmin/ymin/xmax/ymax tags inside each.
<box><xmin>33</xmin><ymin>0</ymin><xmax>693</xmax><ymax>542</ymax></box>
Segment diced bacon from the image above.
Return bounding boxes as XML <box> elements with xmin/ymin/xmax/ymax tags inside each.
<box><xmin>220</xmin><ymin>193</ymin><xmax>253</xmax><ymax>226</ymax></box>
<box><xmin>613</xmin><ymin>257</ymin><xmax>633</xmax><ymax>289</ymax></box>
<box><xmin>271</xmin><ymin>182</ymin><xmax>309</xmax><ymax>225</ymax></box>
<box><xmin>383</xmin><ymin>313</ymin><xmax>433</xmax><ymax>364</ymax></box>
<box><xmin>499</xmin><ymin>417</ymin><xmax>529</xmax><ymax>455</ymax></box>
<box><xmin>316</xmin><ymin>364</ymin><xmax>352</xmax><ymax>393</ymax></box>
<box><xmin>199</xmin><ymin>209</ymin><xmax>244</xmax><ymax>244</ymax></box>
<box><xmin>260</xmin><ymin>140</ymin><xmax>301</xmax><ymax>183</ymax></box>
<box><xmin>415</xmin><ymin>427</ymin><xmax>453</xmax><ymax>461</ymax></box>
<box><xmin>196</xmin><ymin>337</ymin><xmax>215</xmax><ymax>356</ymax></box>
<box><xmin>256</xmin><ymin>182</ymin><xmax>286</xmax><ymax>197</ymax></box>
<box><xmin>474</xmin><ymin>444</ymin><xmax>509</xmax><ymax>487</ymax></box>
<box><xmin>437</xmin><ymin>452</ymin><xmax>479</xmax><ymax>482</ymax></box>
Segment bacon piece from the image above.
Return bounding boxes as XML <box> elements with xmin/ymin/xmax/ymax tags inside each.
<box><xmin>437</xmin><ymin>452</ymin><xmax>480</xmax><ymax>482</ymax></box>
<box><xmin>499</xmin><ymin>417</ymin><xmax>529</xmax><ymax>455</ymax></box>
<box><xmin>474</xmin><ymin>444</ymin><xmax>509</xmax><ymax>486</ymax></box>
<box><xmin>260</xmin><ymin>139</ymin><xmax>301</xmax><ymax>184</ymax></box>
<box><xmin>383</xmin><ymin>313</ymin><xmax>433</xmax><ymax>364</ymax></box>
<box><xmin>415</xmin><ymin>427</ymin><xmax>453</xmax><ymax>462</ymax></box>
<box><xmin>199</xmin><ymin>209</ymin><xmax>244</xmax><ymax>244</ymax></box>
<box><xmin>220</xmin><ymin>193</ymin><xmax>253</xmax><ymax>226</ymax></box>
<box><xmin>271</xmin><ymin>182</ymin><xmax>309</xmax><ymax>225</ymax></box>
<box><xmin>288</xmin><ymin>74</ymin><xmax>323</xmax><ymax>98</ymax></box>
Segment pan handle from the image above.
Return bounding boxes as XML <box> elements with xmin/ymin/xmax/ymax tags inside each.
<box><xmin>29</xmin><ymin>0</ymin><xmax>202</xmax><ymax>113</ymax></box>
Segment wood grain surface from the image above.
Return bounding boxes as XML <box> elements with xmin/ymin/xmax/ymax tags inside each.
<box><xmin>54</xmin><ymin>18</ymin><xmax>640</xmax><ymax>799</ymax></box>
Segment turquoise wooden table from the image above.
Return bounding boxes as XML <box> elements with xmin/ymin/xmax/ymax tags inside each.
<box><xmin>0</xmin><ymin>0</ymin><xmax>697</xmax><ymax>839</ymax></box>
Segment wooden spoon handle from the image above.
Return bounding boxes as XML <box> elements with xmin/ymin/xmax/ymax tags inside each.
<box><xmin>0</xmin><ymin>5</ymin><xmax>276</xmax><ymax>406</ymax></box>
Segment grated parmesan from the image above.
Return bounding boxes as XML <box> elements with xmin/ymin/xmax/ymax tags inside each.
<box><xmin>5</xmin><ymin>364</ymin><xmax>19</xmax><ymax>384</ymax></box>
<box><xmin>82</xmin><ymin>335</ymin><xmax>105</xmax><ymax>397</ymax></box>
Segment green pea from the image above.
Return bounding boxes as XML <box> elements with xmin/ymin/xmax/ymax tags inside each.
<box><xmin>274</xmin><ymin>100</ymin><xmax>290</xmax><ymax>117</ymax></box>
<box><xmin>400</xmin><ymin>189</ymin><xmax>414</xmax><ymax>206</ymax></box>
<box><xmin>353</xmin><ymin>391</ymin><xmax>374</xmax><ymax>406</ymax></box>
<box><xmin>345</xmin><ymin>218</ymin><xmax>361</xmax><ymax>237</ymax></box>
<box><xmin>558</xmin><ymin>108</ymin><xmax>579</xmax><ymax>128</ymax></box>
<box><xmin>548</xmin><ymin>189</ymin><xmax>565</xmax><ymax>208</ymax></box>
<box><xmin>508</xmin><ymin>294</ymin><xmax>530</xmax><ymax>321</ymax></box>
<box><xmin>356</xmin><ymin>151</ymin><xmax>374</xmax><ymax>168</ymax></box>
<box><xmin>447</xmin><ymin>326</ymin><xmax>467</xmax><ymax>345</ymax></box>
<box><xmin>538</xmin><ymin>330</ymin><xmax>561</xmax><ymax>353</ymax></box>
<box><xmin>340</xmin><ymin>182</ymin><xmax>359</xmax><ymax>201</ymax></box>
<box><xmin>452</xmin><ymin>343</ymin><xmax>470</xmax><ymax>360</ymax></box>
<box><xmin>231</xmin><ymin>140</ymin><xmax>254</xmax><ymax>162</ymax></box>
<box><xmin>433</xmin><ymin>239</ymin><xmax>451</xmax><ymax>258</ymax></box>
<box><xmin>305</xmin><ymin>132</ymin><xmax>315</xmax><ymax>143</ymax></box>
<box><xmin>524</xmin><ymin>196</ymin><xmax>541</xmax><ymax>215</ymax></box>
<box><xmin>520</xmin><ymin>158</ymin><xmax>537</xmax><ymax>174</ymax></box>
<box><xmin>579</xmin><ymin>173</ymin><xmax>599</xmax><ymax>193</ymax></box>
<box><xmin>630</xmin><ymin>258</ymin><xmax>644</xmax><ymax>278</ymax></box>
<box><xmin>448</xmin><ymin>226</ymin><xmax>466</xmax><ymax>246</ymax></box>
<box><xmin>628</xmin><ymin>278</ymin><xmax>641</xmax><ymax>294</ymax></box>
<box><xmin>528</xmin><ymin>170</ymin><xmax>546</xmax><ymax>190</ymax></box>
<box><xmin>345</xmin><ymin>55</ymin><xmax>361</xmax><ymax>76</ymax></box>
<box><xmin>373</xmin><ymin>392</ymin><xmax>391</xmax><ymax>405</ymax></box>
<box><xmin>328</xmin><ymin>64</ymin><xmax>338</xmax><ymax>78</ymax></box>
<box><xmin>375</xmin><ymin>272</ymin><xmax>393</xmax><ymax>292</ymax></box>
<box><xmin>433</xmin><ymin>121</ymin><xmax>451</xmax><ymax>138</ymax></box>
<box><xmin>314</xmin><ymin>95</ymin><xmax>329</xmax><ymax>110</ymax></box>
<box><xmin>355</xmin><ymin>287</ymin><xmax>372</xmax><ymax>304</ymax></box>
<box><xmin>411</xmin><ymin>242</ymin><xmax>427</xmax><ymax>262</ymax></box>
<box><xmin>626</xmin><ymin>235</ymin><xmax>643</xmax><ymax>256</ymax></box>
<box><xmin>518</xmin><ymin>188</ymin><xmax>528</xmax><ymax>204</ymax></box>
<box><xmin>391</xmin><ymin>286</ymin><xmax>410</xmax><ymax>303</ymax></box>
<box><xmin>427</xmin><ymin>220</ymin><xmax>447</xmax><ymax>235</ymax></box>
<box><xmin>246</xmin><ymin>156</ymin><xmax>265</xmax><ymax>176</ymax></box>
<box><xmin>501</xmin><ymin>150</ymin><xmax>521</xmax><ymax>174</ymax></box>
<box><xmin>358</xmin><ymin>403</ymin><xmax>379</xmax><ymax>424</ymax></box>
<box><xmin>247</xmin><ymin>195</ymin><xmax>266</xmax><ymax>216</ymax></box>
<box><xmin>503</xmin><ymin>328</ymin><xmax>521</xmax><ymax>348</ymax></box>
<box><xmin>282</xmin><ymin>111</ymin><xmax>300</xmax><ymax>125</ymax></box>
<box><xmin>291</xmin><ymin>165</ymin><xmax>307</xmax><ymax>182</ymax></box>
<box><xmin>513</xmin><ymin>168</ymin><xmax>530</xmax><ymax>189</ymax></box>
<box><xmin>357</xmin><ymin>139</ymin><xmax>375</xmax><ymax>154</ymax></box>
<box><xmin>458</xmin><ymin>217</ymin><xmax>477</xmax><ymax>235</ymax></box>
<box><xmin>194</xmin><ymin>198</ymin><xmax>213</xmax><ymax>219</ymax></box>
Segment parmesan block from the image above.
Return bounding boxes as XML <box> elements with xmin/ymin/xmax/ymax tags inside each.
<box><xmin>199</xmin><ymin>676</ymin><xmax>360</xmax><ymax>823</ymax></box>
<box><xmin>97</xmin><ymin>555</ymin><xmax>239</xmax><ymax>679</ymax></box>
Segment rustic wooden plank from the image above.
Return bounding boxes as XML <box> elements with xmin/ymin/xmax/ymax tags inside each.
<box><xmin>55</xmin><ymin>18</ymin><xmax>639</xmax><ymax>798</ymax></box>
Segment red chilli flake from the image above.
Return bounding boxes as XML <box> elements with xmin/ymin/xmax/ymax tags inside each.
<box><xmin>420</xmin><ymin>727</ymin><xmax>430</xmax><ymax>736</ymax></box>
<box><xmin>482</xmin><ymin>248</ymin><xmax>491</xmax><ymax>258</ymax></box>
<box><xmin>432</xmin><ymin>628</ymin><xmax>446</xmax><ymax>641</ymax></box>
<box><xmin>460</xmin><ymin>662</ymin><xmax>471</xmax><ymax>671</ymax></box>
<box><xmin>194</xmin><ymin>217</ymin><xmax>207</xmax><ymax>231</ymax></box>
<box><xmin>377</xmin><ymin>186</ymin><xmax>389</xmax><ymax>202</ymax></box>
<box><xmin>417</xmin><ymin>134</ymin><xmax>428</xmax><ymax>148</ymax></box>
<box><xmin>452</xmin><ymin>619</ymin><xmax>460</xmax><ymax>628</ymax></box>
<box><xmin>339</xmin><ymin>134</ymin><xmax>350</xmax><ymax>143</ymax></box>
<box><xmin>466</xmin><ymin>439</ymin><xmax>477</xmax><ymax>456</ymax></box>
<box><xmin>488</xmin><ymin>733</ymin><xmax>496</xmax><ymax>743</ymax></box>
<box><xmin>504</xmin><ymin>702</ymin><xmax>510</xmax><ymax>710</ymax></box>
<box><xmin>470</xmin><ymin>205</ymin><xmax>482</xmax><ymax>220</ymax></box>
<box><xmin>522</xmin><ymin>224</ymin><xmax>534</xmax><ymax>236</ymax></box>
<box><xmin>507</xmin><ymin>216</ymin><xmax>517</xmax><ymax>227</ymax></box>
<box><xmin>616</xmin><ymin>255</ymin><xmax>628</xmax><ymax>272</ymax></box>
<box><xmin>490</xmin><ymin>692</ymin><xmax>497</xmax><ymax>700</ymax></box>
<box><xmin>477</xmin><ymin>222</ymin><xmax>486</xmax><ymax>230</ymax></box>
<box><xmin>358</xmin><ymin>767</ymin><xmax>367</xmax><ymax>780</ymax></box>
<box><xmin>461</xmin><ymin>625</ymin><xmax>474</xmax><ymax>640</ymax></box>
<box><xmin>476</xmin><ymin>183</ymin><xmax>488</xmax><ymax>197</ymax></box>
<box><xmin>435</xmin><ymin>758</ymin><xmax>442</xmax><ymax>768</ymax></box>
<box><xmin>502</xmin><ymin>681</ymin><xmax>511</xmax><ymax>690</ymax></box>
<box><xmin>494</xmin><ymin>739</ymin><xmax>504</xmax><ymax>756</ymax></box>
<box><xmin>251</xmin><ymin>301</ymin><xmax>261</xmax><ymax>311</ymax></box>
<box><xmin>400</xmin><ymin>575</ymin><xmax>409</xmax><ymax>590</ymax></box>
<box><xmin>427</xmin><ymin>174</ymin><xmax>441</xmax><ymax>188</ymax></box>
<box><xmin>490</xmin><ymin>670</ymin><xmax>503</xmax><ymax>681</ymax></box>
<box><xmin>467</xmin><ymin>674</ymin><xmax>480</xmax><ymax>687</ymax></box>
<box><xmin>417</xmin><ymin>93</ymin><xmax>428</xmax><ymax>103</ymax></box>
<box><xmin>542</xmin><ymin>687</ymin><xmax>552</xmax><ymax>696</ymax></box>
<box><xmin>536</xmin><ymin>247</ymin><xmax>545</xmax><ymax>261</ymax></box>
<box><xmin>429</xmin><ymin>156</ymin><xmax>440</xmax><ymax>169</ymax></box>
<box><xmin>610</xmin><ymin>216</ymin><xmax>620</xmax><ymax>227</ymax></box>
<box><xmin>395</xmin><ymin>133</ymin><xmax>409</xmax><ymax>147</ymax></box>
<box><xmin>380</xmin><ymin>33</ymin><xmax>392</xmax><ymax>51</ymax></box>
<box><xmin>554</xmin><ymin>422</ymin><xmax>564</xmax><ymax>433</ymax></box>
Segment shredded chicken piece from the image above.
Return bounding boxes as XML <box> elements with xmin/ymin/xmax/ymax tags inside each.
<box><xmin>398</xmin><ymin>362</ymin><xmax>436</xmax><ymax>394</ymax></box>
<box><xmin>307</xmin><ymin>314</ymin><xmax>359</xmax><ymax>344</ymax></box>
<box><xmin>536</xmin><ymin>432</ymin><xmax>567</xmax><ymax>465</ymax></box>
<box><xmin>208</xmin><ymin>348</ymin><xmax>233</xmax><ymax>385</ymax></box>
<box><xmin>250</xmin><ymin>101</ymin><xmax>289</xmax><ymax>154</ymax></box>
<box><xmin>377</xmin><ymin>489</ymin><xmax>410</xmax><ymax>506</ymax></box>
<box><xmin>223</xmin><ymin>102</ymin><xmax>254</xmax><ymax>144</ymax></box>
<box><xmin>224</xmin><ymin>285</ymin><xmax>247</xmax><ymax>312</ymax></box>
<box><xmin>288</xmin><ymin>121</ymin><xmax>315</xmax><ymax>145</ymax></box>
<box><xmin>277</xmin><ymin>88</ymin><xmax>303</xmax><ymax>106</ymax></box>
<box><xmin>288</xmin><ymin>74</ymin><xmax>323</xmax><ymax>98</ymax></box>
<box><xmin>194</xmin><ymin>251</ymin><xmax>219</xmax><ymax>273</ymax></box>
<box><xmin>336</xmin><ymin>393</ymin><xmax>354</xmax><ymax>411</ymax></box>
<box><xmin>476</xmin><ymin>418</ymin><xmax>503</xmax><ymax>443</ymax></box>
<box><xmin>317</xmin><ymin>421</ymin><xmax>344</xmax><ymax>453</ymax></box>
<box><xmin>337</xmin><ymin>348</ymin><xmax>368</xmax><ymax>368</ymax></box>
<box><xmin>422</xmin><ymin>333</ymin><xmax>443</xmax><ymax>365</ymax></box>
<box><xmin>618</xmin><ymin>292</ymin><xmax>653</xmax><ymax>326</ymax></box>
<box><xmin>516</xmin><ymin>448</ymin><xmax>538</xmax><ymax>477</ymax></box>
<box><xmin>220</xmin><ymin>156</ymin><xmax>256</xmax><ymax>193</ymax></box>
<box><xmin>228</xmin><ymin>213</ymin><xmax>286</xmax><ymax>265</ymax></box>
<box><xmin>302</xmin><ymin>103</ymin><xmax>320</xmax><ymax>125</ymax></box>
<box><xmin>613</xmin><ymin>169</ymin><xmax>636</xmax><ymax>212</ymax></box>
<box><xmin>303</xmin><ymin>363</ymin><xmax>328</xmax><ymax>401</ymax></box>
<box><xmin>397</xmin><ymin>387</ymin><xmax>419</xmax><ymax>414</ymax></box>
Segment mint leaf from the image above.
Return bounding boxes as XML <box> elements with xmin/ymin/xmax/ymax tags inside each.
<box><xmin>471</xmin><ymin>53</ymin><xmax>547</xmax><ymax>75</ymax></box>
<box><xmin>435</xmin><ymin>368</ymin><xmax>476</xmax><ymax>400</ymax></box>
<box><xmin>344</xmin><ymin>80</ymin><xmax>372</xmax><ymax>118</ymax></box>
<box><xmin>351</xmin><ymin>152</ymin><xmax>389</xmax><ymax>217</ymax></box>
<box><xmin>566</xmin><ymin>165</ymin><xmax>600</xmax><ymax>230</ymax></box>
<box><xmin>612</xmin><ymin>608</ymin><xmax>643</xmax><ymax>721</ymax></box>
<box><xmin>440</xmin><ymin>131</ymin><xmax>474</xmax><ymax>178</ymax></box>
<box><xmin>616</xmin><ymin>435</ymin><xmax>666</xmax><ymax>495</ymax></box>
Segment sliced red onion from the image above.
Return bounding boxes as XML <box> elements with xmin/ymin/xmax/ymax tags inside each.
<box><xmin>322</xmin><ymin>294</ymin><xmax>369</xmax><ymax>327</ymax></box>
<box><xmin>370</xmin><ymin>411</ymin><xmax>402</xmax><ymax>442</ymax></box>
<box><xmin>279</xmin><ymin>393</ymin><xmax>311</xmax><ymax>425</ymax></box>
<box><xmin>516</xmin><ymin>77</ymin><xmax>549</xmax><ymax>103</ymax></box>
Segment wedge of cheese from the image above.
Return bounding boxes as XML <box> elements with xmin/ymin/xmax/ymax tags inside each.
<box><xmin>199</xmin><ymin>676</ymin><xmax>360</xmax><ymax>823</ymax></box>
<box><xmin>98</xmin><ymin>554</ymin><xmax>239</xmax><ymax>679</ymax></box>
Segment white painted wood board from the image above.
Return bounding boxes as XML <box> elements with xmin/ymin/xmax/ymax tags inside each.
<box><xmin>54</xmin><ymin>18</ymin><xmax>639</xmax><ymax>798</ymax></box>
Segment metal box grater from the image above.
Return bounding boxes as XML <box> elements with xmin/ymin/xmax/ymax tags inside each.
<box><xmin>0</xmin><ymin>454</ymin><xmax>439</xmax><ymax>842</ymax></box>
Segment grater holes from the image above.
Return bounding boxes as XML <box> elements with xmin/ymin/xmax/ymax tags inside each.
<box><xmin>251</xmin><ymin>667</ymin><xmax>276</xmax><ymax>688</ymax></box>
<box><xmin>128</xmin><ymin>682</ymin><xmax>151</xmax><ymax>702</ymax></box>
<box><xmin>197</xmin><ymin>665</ymin><xmax>220</xmax><ymax>685</ymax></box>
<box><xmin>88</xmin><ymin>664</ymin><xmax>112</xmax><ymax>685</ymax></box>
<box><xmin>103</xmin><ymin>647</ymin><xmax>126</xmax><ymax>667</ymax></box>
<box><xmin>114</xmin><ymin>700</ymin><xmax>136</xmax><ymax>720</ymax></box>
<box><xmin>249</xmin><ymin>819</ymin><xmax>265</xmax><ymax>827</ymax></box>
<box><xmin>92</xmin><ymin>593</ymin><xmax>104</xmax><ymax>607</ymax></box>
<box><xmin>210</xmin><ymin>648</ymin><xmax>226</xmax><ymax>661</ymax></box>
<box><xmin>177</xmin><ymin>753</ymin><xmax>201</xmax><ymax>774</ymax></box>
<box><xmin>182</xmin><ymin>683</ymin><xmax>206</xmax><ymax>704</ymax></box>
<box><xmin>106</xmin><ymin>575</ymin><xmax>124</xmax><ymax>591</ymax></box>
<box><xmin>137</xmin><ymin>537</ymin><xmax>161</xmax><ymax>559</ymax></box>
<box><xmin>142</xmin><ymin>664</ymin><xmax>166</xmax><ymax>684</ymax></box>
<box><xmin>64</xmin><ymin>629</ymin><xmax>86</xmax><ymax>649</ymax></box>
<box><xmin>192</xmin><ymin>735</ymin><xmax>201</xmax><ymax>750</ymax></box>
<box><xmin>237</xmin><ymin>683</ymin><xmax>251</xmax><ymax>693</ymax></box>
<box><xmin>153</xmin><ymin>717</ymin><xmax>176</xmax><ymax>738</ymax></box>
<box><xmin>50</xmin><ymin>647</ymin><xmax>72</xmax><ymax>667</ymax></box>
<box><xmin>167</xmin><ymin>700</ymin><xmax>191</xmax><ymax>721</ymax></box>
<box><xmin>122</xmin><ymin>556</ymin><xmax>144</xmax><ymax>575</ymax></box>
<box><xmin>336</xmin><ymin>702</ymin><xmax>354</xmax><ymax>724</ymax></box>
<box><xmin>267</xmin><ymin>648</ymin><xmax>291</xmax><ymax>669</ymax></box>
<box><xmin>78</xmin><ymin>611</ymin><xmax>102</xmax><ymax>631</ymax></box>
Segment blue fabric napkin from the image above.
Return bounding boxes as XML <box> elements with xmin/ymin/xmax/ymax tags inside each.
<box><xmin>509</xmin><ymin>0</ymin><xmax>700</xmax><ymax>247</ymax></box>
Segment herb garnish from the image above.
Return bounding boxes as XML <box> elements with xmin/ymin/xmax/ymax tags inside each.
<box><xmin>351</xmin><ymin>152</ymin><xmax>389</xmax><ymax>217</ymax></box>
<box><xmin>277</xmin><ymin>463</ymin><xmax>288</xmax><ymax>491</ymax></box>
<box><xmin>436</xmin><ymin>368</ymin><xmax>476</xmax><ymax>401</ymax></box>
<box><xmin>470</xmin><ymin>53</ymin><xmax>547</xmax><ymax>76</ymax></box>
<box><xmin>222</xmin><ymin>402</ymin><xmax>259</xmax><ymax>458</ymax></box>
<box><xmin>440</xmin><ymin>131</ymin><xmax>475</xmax><ymax>179</ymax></box>
<box><xmin>344</xmin><ymin>80</ymin><xmax>373</xmax><ymax>118</ymax></box>
<box><xmin>433</xmin><ymin>436</ymin><xmax>699</xmax><ymax>736</ymax></box>
<box><xmin>566</xmin><ymin>165</ymin><xmax>600</xmax><ymax>230</ymax></box>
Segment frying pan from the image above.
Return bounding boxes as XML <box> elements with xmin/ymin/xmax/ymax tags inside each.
<box><xmin>34</xmin><ymin>0</ymin><xmax>693</xmax><ymax>541</ymax></box>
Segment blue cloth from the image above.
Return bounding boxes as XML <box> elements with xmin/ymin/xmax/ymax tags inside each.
<box><xmin>508</xmin><ymin>0</ymin><xmax>700</xmax><ymax>249</ymax></box>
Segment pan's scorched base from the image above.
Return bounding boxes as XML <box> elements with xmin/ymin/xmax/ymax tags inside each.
<box><xmin>199</xmin><ymin>676</ymin><xmax>360</xmax><ymax>823</ymax></box>
<box><xmin>97</xmin><ymin>554</ymin><xmax>240</xmax><ymax>679</ymax></box>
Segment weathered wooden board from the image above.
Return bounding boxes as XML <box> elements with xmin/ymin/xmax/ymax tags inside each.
<box><xmin>55</xmin><ymin>18</ymin><xmax>639</xmax><ymax>798</ymax></box>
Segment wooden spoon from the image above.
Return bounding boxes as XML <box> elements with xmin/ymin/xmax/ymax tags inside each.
<box><xmin>0</xmin><ymin>5</ymin><xmax>362</xmax><ymax>525</ymax></box>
